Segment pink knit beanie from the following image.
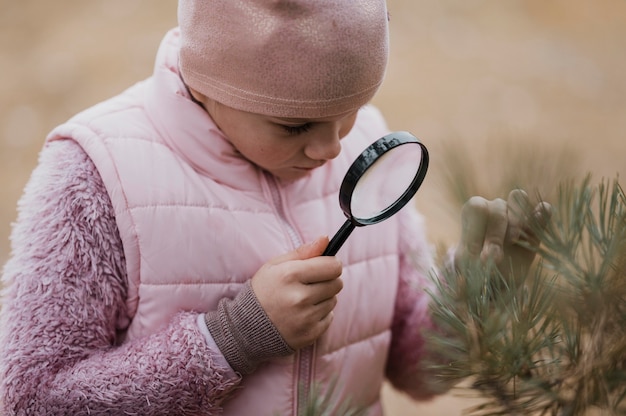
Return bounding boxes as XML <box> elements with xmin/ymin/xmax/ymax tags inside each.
<box><xmin>178</xmin><ymin>0</ymin><xmax>389</xmax><ymax>118</ymax></box>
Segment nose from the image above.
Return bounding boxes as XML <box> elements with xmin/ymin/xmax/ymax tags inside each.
<box><xmin>304</xmin><ymin>127</ymin><xmax>343</xmax><ymax>162</ymax></box>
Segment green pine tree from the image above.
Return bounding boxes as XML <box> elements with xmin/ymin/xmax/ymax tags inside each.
<box><xmin>425</xmin><ymin>175</ymin><xmax>626</xmax><ymax>415</ymax></box>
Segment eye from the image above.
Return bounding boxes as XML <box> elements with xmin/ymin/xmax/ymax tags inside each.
<box><xmin>282</xmin><ymin>123</ymin><xmax>312</xmax><ymax>136</ymax></box>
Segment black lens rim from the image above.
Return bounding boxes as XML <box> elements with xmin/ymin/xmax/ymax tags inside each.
<box><xmin>338</xmin><ymin>131</ymin><xmax>429</xmax><ymax>226</ymax></box>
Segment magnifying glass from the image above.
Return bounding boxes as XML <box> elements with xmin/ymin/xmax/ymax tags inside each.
<box><xmin>323</xmin><ymin>131</ymin><xmax>429</xmax><ymax>256</ymax></box>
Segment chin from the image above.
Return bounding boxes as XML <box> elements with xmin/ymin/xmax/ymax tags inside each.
<box><xmin>274</xmin><ymin>169</ymin><xmax>314</xmax><ymax>182</ymax></box>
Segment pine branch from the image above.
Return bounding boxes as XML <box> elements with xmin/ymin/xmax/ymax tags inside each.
<box><xmin>426</xmin><ymin>176</ymin><xmax>626</xmax><ymax>415</ymax></box>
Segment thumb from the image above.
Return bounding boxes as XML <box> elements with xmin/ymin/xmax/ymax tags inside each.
<box><xmin>295</xmin><ymin>235</ymin><xmax>329</xmax><ymax>259</ymax></box>
<box><xmin>269</xmin><ymin>236</ymin><xmax>330</xmax><ymax>265</ymax></box>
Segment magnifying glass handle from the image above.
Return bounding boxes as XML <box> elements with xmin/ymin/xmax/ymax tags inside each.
<box><xmin>322</xmin><ymin>220</ymin><xmax>356</xmax><ymax>256</ymax></box>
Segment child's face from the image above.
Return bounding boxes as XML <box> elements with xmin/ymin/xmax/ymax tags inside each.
<box><xmin>203</xmin><ymin>98</ymin><xmax>359</xmax><ymax>181</ymax></box>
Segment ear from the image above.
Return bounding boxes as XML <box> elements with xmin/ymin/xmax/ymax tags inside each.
<box><xmin>187</xmin><ymin>86</ymin><xmax>205</xmax><ymax>103</ymax></box>
<box><xmin>186</xmin><ymin>86</ymin><xmax>222</xmax><ymax>122</ymax></box>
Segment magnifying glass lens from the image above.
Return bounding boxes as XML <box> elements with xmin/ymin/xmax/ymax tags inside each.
<box><xmin>322</xmin><ymin>131</ymin><xmax>428</xmax><ymax>256</ymax></box>
<box><xmin>351</xmin><ymin>143</ymin><xmax>424</xmax><ymax>220</ymax></box>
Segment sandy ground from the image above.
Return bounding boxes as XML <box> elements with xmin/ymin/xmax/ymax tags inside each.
<box><xmin>1</xmin><ymin>1</ymin><xmax>625</xmax><ymax>414</ymax></box>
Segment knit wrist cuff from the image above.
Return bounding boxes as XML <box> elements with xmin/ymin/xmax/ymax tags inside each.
<box><xmin>205</xmin><ymin>280</ymin><xmax>294</xmax><ymax>375</ymax></box>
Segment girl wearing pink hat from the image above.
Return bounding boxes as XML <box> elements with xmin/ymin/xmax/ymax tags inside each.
<box><xmin>0</xmin><ymin>1</ymin><xmax>549</xmax><ymax>414</ymax></box>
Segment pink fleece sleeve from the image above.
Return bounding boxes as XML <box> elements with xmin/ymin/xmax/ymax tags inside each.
<box><xmin>384</xmin><ymin>206</ymin><xmax>449</xmax><ymax>400</ymax></box>
<box><xmin>0</xmin><ymin>140</ymin><xmax>240</xmax><ymax>415</ymax></box>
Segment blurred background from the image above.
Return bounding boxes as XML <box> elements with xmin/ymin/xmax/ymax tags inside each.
<box><xmin>1</xmin><ymin>0</ymin><xmax>625</xmax><ymax>414</ymax></box>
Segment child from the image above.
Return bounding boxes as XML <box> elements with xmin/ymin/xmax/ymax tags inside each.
<box><xmin>0</xmin><ymin>1</ymin><xmax>550</xmax><ymax>415</ymax></box>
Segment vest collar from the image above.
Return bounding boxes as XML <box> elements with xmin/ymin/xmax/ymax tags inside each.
<box><xmin>144</xmin><ymin>29</ymin><xmax>263</xmax><ymax>192</ymax></box>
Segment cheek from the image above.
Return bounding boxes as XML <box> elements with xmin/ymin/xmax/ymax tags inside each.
<box><xmin>262</xmin><ymin>142</ymin><xmax>301</xmax><ymax>162</ymax></box>
<box><xmin>239</xmin><ymin>134</ymin><xmax>299</xmax><ymax>167</ymax></box>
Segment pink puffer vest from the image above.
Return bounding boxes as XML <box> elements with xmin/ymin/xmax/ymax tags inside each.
<box><xmin>47</xmin><ymin>29</ymin><xmax>403</xmax><ymax>415</ymax></box>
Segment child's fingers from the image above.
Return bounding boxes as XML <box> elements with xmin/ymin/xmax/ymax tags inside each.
<box><xmin>458</xmin><ymin>196</ymin><xmax>489</xmax><ymax>259</ymax></box>
<box><xmin>524</xmin><ymin>201</ymin><xmax>553</xmax><ymax>246</ymax></box>
<box><xmin>309</xmin><ymin>276</ymin><xmax>343</xmax><ymax>304</ymax></box>
<box><xmin>267</xmin><ymin>235</ymin><xmax>330</xmax><ymax>265</ymax></box>
<box><xmin>506</xmin><ymin>190</ymin><xmax>552</xmax><ymax>246</ymax></box>
<box><xmin>505</xmin><ymin>189</ymin><xmax>532</xmax><ymax>243</ymax></box>
<box><xmin>479</xmin><ymin>198</ymin><xmax>507</xmax><ymax>263</ymax></box>
<box><xmin>533</xmin><ymin>201</ymin><xmax>553</xmax><ymax>229</ymax></box>
<box><xmin>457</xmin><ymin>196</ymin><xmax>508</xmax><ymax>264</ymax></box>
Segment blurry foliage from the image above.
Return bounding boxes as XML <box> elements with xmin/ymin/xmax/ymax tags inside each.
<box><xmin>440</xmin><ymin>137</ymin><xmax>583</xmax><ymax>210</ymax></box>
<box><xmin>426</xmin><ymin>176</ymin><xmax>626</xmax><ymax>415</ymax></box>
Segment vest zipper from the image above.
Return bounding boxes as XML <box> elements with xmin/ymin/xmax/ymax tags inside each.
<box><xmin>295</xmin><ymin>344</ymin><xmax>315</xmax><ymax>416</ymax></box>
<box><xmin>264</xmin><ymin>174</ymin><xmax>315</xmax><ymax>416</ymax></box>
<box><xmin>266</xmin><ymin>174</ymin><xmax>302</xmax><ymax>249</ymax></box>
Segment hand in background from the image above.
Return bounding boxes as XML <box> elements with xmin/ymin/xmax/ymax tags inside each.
<box><xmin>454</xmin><ymin>189</ymin><xmax>552</xmax><ymax>282</ymax></box>
<box><xmin>251</xmin><ymin>236</ymin><xmax>343</xmax><ymax>350</ymax></box>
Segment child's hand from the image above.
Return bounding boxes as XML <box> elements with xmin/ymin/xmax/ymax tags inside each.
<box><xmin>251</xmin><ymin>236</ymin><xmax>343</xmax><ymax>350</ymax></box>
<box><xmin>454</xmin><ymin>189</ymin><xmax>552</xmax><ymax>282</ymax></box>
